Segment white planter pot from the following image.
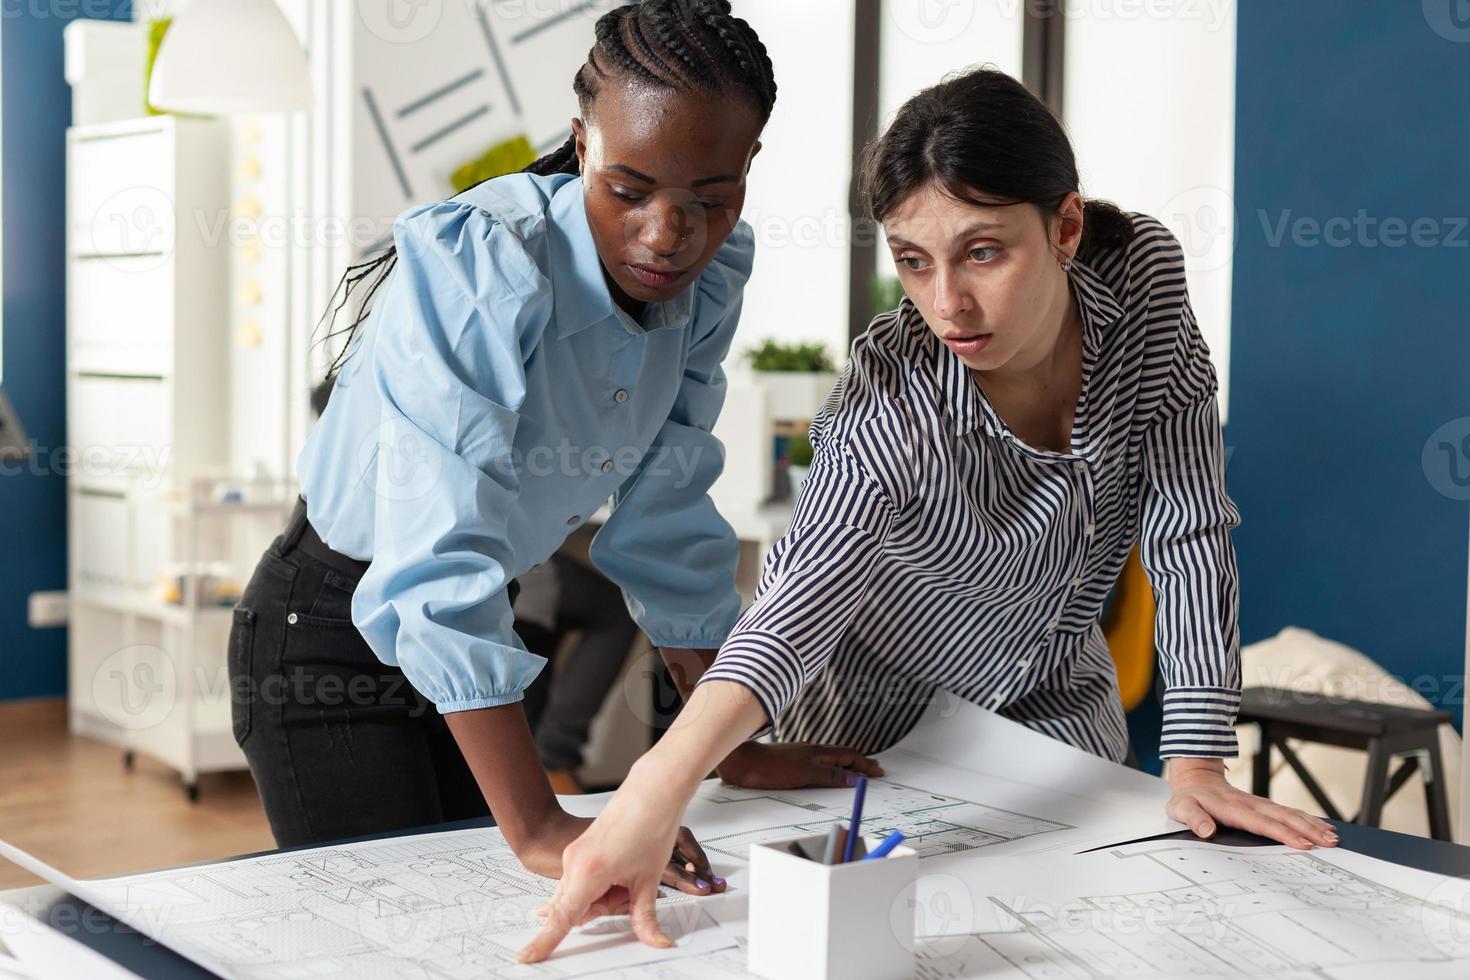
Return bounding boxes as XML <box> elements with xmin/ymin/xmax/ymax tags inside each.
<box><xmin>787</xmin><ymin>464</ymin><xmax>810</xmax><ymax>500</ymax></box>
<box><xmin>756</xmin><ymin>371</ymin><xmax>840</xmax><ymax>421</ymax></box>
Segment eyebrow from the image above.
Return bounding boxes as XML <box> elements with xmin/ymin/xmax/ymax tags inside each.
<box><xmin>887</xmin><ymin>221</ymin><xmax>1006</xmax><ymax>251</ymax></box>
<box><xmin>607</xmin><ymin>164</ymin><xmax>739</xmax><ymax>188</ymax></box>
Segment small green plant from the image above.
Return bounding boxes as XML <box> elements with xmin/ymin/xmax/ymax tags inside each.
<box><xmin>871</xmin><ymin>276</ymin><xmax>906</xmax><ymax>319</ymax></box>
<box><xmin>787</xmin><ymin>434</ymin><xmax>814</xmax><ymax>468</ymax></box>
<box><xmin>745</xmin><ymin>340</ymin><xmax>835</xmax><ymax>373</ymax></box>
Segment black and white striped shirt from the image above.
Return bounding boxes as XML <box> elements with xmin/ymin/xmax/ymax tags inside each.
<box><xmin>698</xmin><ymin>214</ymin><xmax>1242</xmax><ymax>762</ymax></box>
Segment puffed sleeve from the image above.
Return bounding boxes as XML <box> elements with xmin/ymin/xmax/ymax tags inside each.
<box><xmin>349</xmin><ymin>200</ymin><xmax>554</xmax><ymax>713</ymax></box>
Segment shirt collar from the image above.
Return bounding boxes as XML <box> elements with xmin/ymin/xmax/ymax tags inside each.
<box><xmin>546</xmin><ymin>176</ymin><xmax>695</xmax><ymax>338</ymax></box>
<box><xmin>936</xmin><ymin>255</ymin><xmax>1125</xmax><ymax>439</ymax></box>
<box><xmin>1067</xmin><ymin>254</ymin><xmax>1124</xmax><ymax>358</ymax></box>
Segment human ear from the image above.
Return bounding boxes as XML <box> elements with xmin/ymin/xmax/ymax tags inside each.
<box><xmin>571</xmin><ymin>118</ymin><xmax>588</xmax><ymax>169</ymax></box>
<box><xmin>1054</xmin><ymin>191</ymin><xmax>1085</xmax><ymax>256</ymax></box>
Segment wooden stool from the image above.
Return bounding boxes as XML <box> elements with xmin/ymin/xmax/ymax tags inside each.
<box><xmin>1239</xmin><ymin>687</ymin><xmax>1454</xmax><ymax>841</ymax></box>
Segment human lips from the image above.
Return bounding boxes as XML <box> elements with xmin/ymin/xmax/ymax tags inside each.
<box><xmin>626</xmin><ymin>263</ymin><xmax>687</xmax><ymax>289</ymax></box>
<box><xmin>942</xmin><ymin>331</ymin><xmax>993</xmax><ymax>356</ymax></box>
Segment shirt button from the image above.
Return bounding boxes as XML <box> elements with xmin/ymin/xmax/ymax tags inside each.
<box><xmin>1070</xmin><ymin>575</ymin><xmax>1083</xmax><ymax>587</ymax></box>
<box><xmin>601</xmin><ymin>459</ymin><xmax>614</xmax><ymax>474</ymax></box>
<box><xmin>567</xmin><ymin>515</ymin><xmax>581</xmax><ymax>527</ymax></box>
<box><xmin>1045</xmin><ymin>618</ymin><xmax>1059</xmax><ymax>633</ymax></box>
<box><xmin>1016</xmin><ymin>659</ymin><xmax>1030</xmax><ymax>670</ymax></box>
<box><xmin>1084</xmin><ymin>523</ymin><xmax>1095</xmax><ymax>537</ymax></box>
<box><xmin>614</xmin><ymin>389</ymin><xmax>629</xmax><ymax>404</ymax></box>
<box><xmin>287</xmin><ymin>613</ymin><xmax>298</xmax><ymax>625</ymax></box>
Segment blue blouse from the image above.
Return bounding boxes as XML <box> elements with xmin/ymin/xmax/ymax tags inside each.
<box><xmin>297</xmin><ymin>172</ymin><xmax>753</xmax><ymax>712</ymax></box>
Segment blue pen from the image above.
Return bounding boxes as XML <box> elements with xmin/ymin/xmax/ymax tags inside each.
<box><xmin>861</xmin><ymin>830</ymin><xmax>906</xmax><ymax>861</ymax></box>
<box><xmin>840</xmin><ymin>776</ymin><xmax>867</xmax><ymax>863</ymax></box>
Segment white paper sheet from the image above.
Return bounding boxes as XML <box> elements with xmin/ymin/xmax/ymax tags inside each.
<box><xmin>0</xmin><ymin>952</ymin><xmax>32</xmax><ymax>980</ymax></box>
<box><xmin>13</xmin><ymin>696</ymin><xmax>1399</xmax><ymax>980</ymax></box>
<box><xmin>0</xmin><ymin>909</ymin><xmax>133</xmax><ymax>980</ymax></box>
<box><xmin>908</xmin><ymin>837</ymin><xmax>1470</xmax><ymax>979</ymax></box>
<box><xmin>1</xmin><ymin>829</ymin><xmax>738</xmax><ymax>980</ymax></box>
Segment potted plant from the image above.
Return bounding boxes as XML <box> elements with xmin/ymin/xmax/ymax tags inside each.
<box><xmin>785</xmin><ymin>433</ymin><xmax>814</xmax><ymax>499</ymax></box>
<box><xmin>744</xmin><ymin>340</ymin><xmax>839</xmax><ymax>421</ymax></box>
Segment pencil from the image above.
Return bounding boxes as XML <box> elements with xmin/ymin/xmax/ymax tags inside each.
<box><xmin>821</xmin><ymin>824</ymin><xmax>843</xmax><ymax>864</ymax></box>
<box><xmin>840</xmin><ymin>776</ymin><xmax>867</xmax><ymax>863</ymax></box>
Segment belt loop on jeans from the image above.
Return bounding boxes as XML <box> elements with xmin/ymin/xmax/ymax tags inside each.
<box><xmin>286</xmin><ymin>496</ymin><xmax>372</xmax><ymax>584</ymax></box>
<box><xmin>281</xmin><ymin>496</ymin><xmax>311</xmax><ymax>552</ymax></box>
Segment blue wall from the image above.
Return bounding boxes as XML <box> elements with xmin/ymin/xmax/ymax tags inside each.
<box><xmin>1</xmin><ymin>6</ymin><xmax>130</xmax><ymax>701</ymax></box>
<box><xmin>1226</xmin><ymin>3</ymin><xmax>1470</xmax><ymax>721</ymax></box>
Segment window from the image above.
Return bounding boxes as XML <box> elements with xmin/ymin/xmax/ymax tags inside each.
<box><xmin>1064</xmin><ymin>4</ymin><xmax>1237</xmax><ymax>418</ymax></box>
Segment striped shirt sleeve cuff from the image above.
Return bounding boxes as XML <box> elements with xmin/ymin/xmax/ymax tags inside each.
<box><xmin>1158</xmin><ymin>686</ymin><xmax>1241</xmax><ymax>759</ymax></box>
<box><xmin>695</xmin><ymin>631</ymin><xmax>806</xmax><ymax>741</ymax></box>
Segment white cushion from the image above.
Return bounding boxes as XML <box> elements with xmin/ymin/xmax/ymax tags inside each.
<box><xmin>1221</xmin><ymin>626</ymin><xmax>1461</xmax><ymax>840</ymax></box>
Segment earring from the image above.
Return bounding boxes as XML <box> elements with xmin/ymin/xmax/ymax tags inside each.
<box><xmin>1059</xmin><ymin>256</ymin><xmax>1073</xmax><ymax>272</ymax></box>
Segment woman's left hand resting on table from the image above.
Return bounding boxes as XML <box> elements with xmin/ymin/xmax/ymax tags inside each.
<box><xmin>1166</xmin><ymin>757</ymin><xmax>1339</xmax><ymax>849</ymax></box>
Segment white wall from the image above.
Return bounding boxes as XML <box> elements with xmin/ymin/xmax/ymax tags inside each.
<box><xmin>728</xmin><ymin>0</ymin><xmax>855</xmax><ymax>367</ymax></box>
<box><xmin>880</xmin><ymin>0</ymin><xmax>1024</xmax><ymax>126</ymax></box>
<box><xmin>870</xmin><ymin>1</ymin><xmax>1025</xmax><ymax>326</ymax></box>
<box><xmin>1063</xmin><ymin>2</ymin><xmax>1237</xmax><ymax>419</ymax></box>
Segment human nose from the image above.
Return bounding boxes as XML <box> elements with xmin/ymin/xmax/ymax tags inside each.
<box><xmin>930</xmin><ymin>266</ymin><xmax>973</xmax><ymax>321</ymax></box>
<box><xmin>636</xmin><ymin>193</ymin><xmax>703</xmax><ymax>259</ymax></box>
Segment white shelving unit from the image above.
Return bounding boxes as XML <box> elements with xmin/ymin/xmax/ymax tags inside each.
<box><xmin>64</xmin><ymin>116</ymin><xmax>291</xmax><ymax>799</ymax></box>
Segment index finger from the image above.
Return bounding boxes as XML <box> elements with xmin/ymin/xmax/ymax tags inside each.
<box><xmin>674</xmin><ymin>828</ymin><xmax>715</xmax><ymax>881</ymax></box>
<box><xmin>673</xmin><ymin>829</ymin><xmax>726</xmax><ymax>894</ymax></box>
<box><xmin>517</xmin><ymin>870</ymin><xmax>612</xmax><ymax>964</ymax></box>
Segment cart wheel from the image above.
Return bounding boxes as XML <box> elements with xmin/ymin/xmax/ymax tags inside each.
<box><xmin>123</xmin><ymin>750</ymin><xmax>135</xmax><ymax>771</ymax></box>
<box><xmin>185</xmin><ymin>782</ymin><xmax>200</xmax><ymax>803</ymax></box>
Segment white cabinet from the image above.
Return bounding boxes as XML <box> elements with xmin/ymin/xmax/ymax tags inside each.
<box><xmin>65</xmin><ymin>116</ymin><xmax>277</xmax><ymax>798</ymax></box>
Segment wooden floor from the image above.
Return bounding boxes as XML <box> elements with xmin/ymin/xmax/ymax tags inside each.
<box><xmin>0</xmin><ymin>698</ymin><xmax>274</xmax><ymax>891</ymax></box>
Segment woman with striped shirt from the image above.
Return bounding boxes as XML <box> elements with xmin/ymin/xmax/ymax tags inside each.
<box><xmin>521</xmin><ymin>67</ymin><xmax>1338</xmax><ymax>961</ymax></box>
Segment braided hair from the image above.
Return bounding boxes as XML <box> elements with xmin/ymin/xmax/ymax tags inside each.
<box><xmin>318</xmin><ymin>0</ymin><xmax>776</xmax><ymax>382</ymax></box>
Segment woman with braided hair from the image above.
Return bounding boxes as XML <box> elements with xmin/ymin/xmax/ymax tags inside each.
<box><xmin>229</xmin><ymin>0</ymin><xmax>875</xmax><ymax>891</ymax></box>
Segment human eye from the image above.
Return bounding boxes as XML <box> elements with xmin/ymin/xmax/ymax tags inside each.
<box><xmin>608</xmin><ymin>184</ymin><xmax>646</xmax><ymax>203</ymax></box>
<box><xmin>897</xmin><ymin>254</ymin><xmax>929</xmax><ymax>272</ymax></box>
<box><xmin>968</xmin><ymin>245</ymin><xmax>1000</xmax><ymax>263</ymax></box>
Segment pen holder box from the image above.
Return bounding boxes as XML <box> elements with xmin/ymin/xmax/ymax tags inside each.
<box><xmin>747</xmin><ymin>831</ymin><xmax>918</xmax><ymax>980</ymax></box>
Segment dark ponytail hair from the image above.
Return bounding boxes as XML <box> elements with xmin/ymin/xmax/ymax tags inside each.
<box><xmin>860</xmin><ymin>65</ymin><xmax>1135</xmax><ymax>261</ymax></box>
<box><xmin>317</xmin><ymin>0</ymin><xmax>777</xmax><ymax>382</ymax></box>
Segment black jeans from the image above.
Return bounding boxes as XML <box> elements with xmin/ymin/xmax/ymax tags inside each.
<box><xmin>228</xmin><ymin>498</ymin><xmax>515</xmax><ymax>848</ymax></box>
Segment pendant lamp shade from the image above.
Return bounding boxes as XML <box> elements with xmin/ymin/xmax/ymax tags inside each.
<box><xmin>148</xmin><ymin>0</ymin><xmax>311</xmax><ymax>114</ymax></box>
